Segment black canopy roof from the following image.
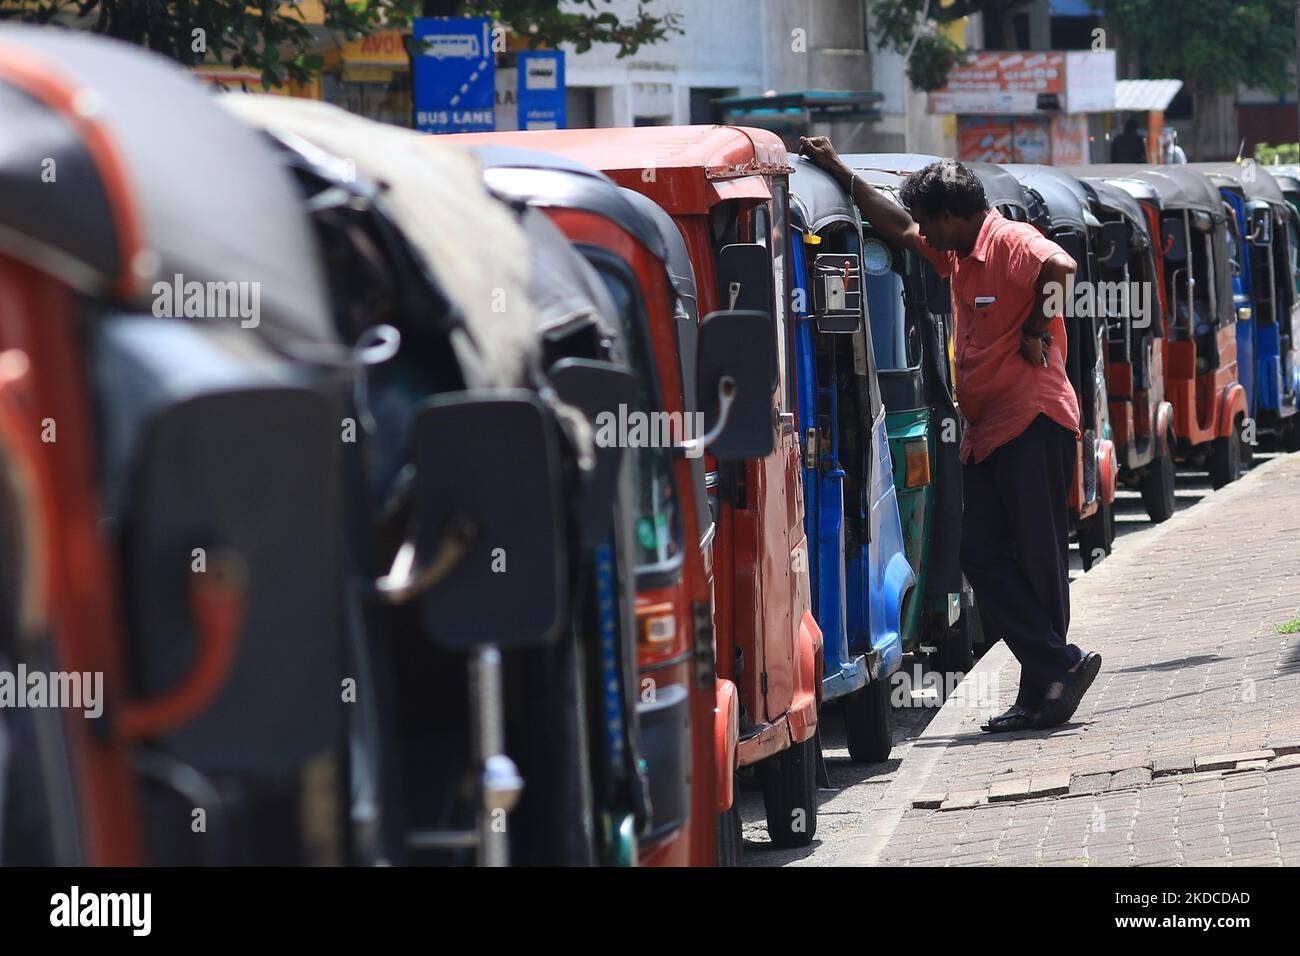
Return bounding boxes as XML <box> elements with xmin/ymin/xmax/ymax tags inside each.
<box><xmin>1189</xmin><ymin>162</ymin><xmax>1289</xmax><ymax>213</ymax></box>
<box><xmin>474</xmin><ymin>146</ymin><xmax>667</xmax><ymax>264</ymax></box>
<box><xmin>841</xmin><ymin>152</ymin><xmax>1028</xmax><ymax>216</ymax></box>
<box><xmin>1005</xmin><ymin>164</ymin><xmax>1098</xmax><ymax>232</ymax></box>
<box><xmin>1083</xmin><ymin>177</ymin><xmax>1150</xmax><ymax>236</ymax></box>
<box><xmin>965</xmin><ymin>161</ymin><xmax>1031</xmax><ymax>216</ymax></box>
<box><xmin>0</xmin><ymin>24</ymin><xmax>334</xmax><ymax>345</ymax></box>
<box><xmin>841</xmin><ymin>152</ymin><xmax>943</xmax><ymax>175</ymax></box>
<box><xmin>788</xmin><ymin>155</ymin><xmax>863</xmax><ymax>235</ymax></box>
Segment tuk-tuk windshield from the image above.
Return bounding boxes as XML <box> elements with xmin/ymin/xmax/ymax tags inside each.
<box><xmin>1288</xmin><ymin>218</ymin><xmax>1300</xmax><ymax>296</ymax></box>
<box><xmin>591</xmin><ymin>262</ymin><xmax>683</xmax><ymax>574</ymax></box>
<box><xmin>865</xmin><ymin>240</ymin><xmax>921</xmax><ymax>371</ymax></box>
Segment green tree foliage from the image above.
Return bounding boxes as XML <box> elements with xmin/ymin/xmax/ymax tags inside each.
<box><xmin>1094</xmin><ymin>0</ymin><xmax>1295</xmax><ymax>157</ymax></box>
<box><xmin>1256</xmin><ymin>143</ymin><xmax>1300</xmax><ymax>165</ymax></box>
<box><xmin>0</xmin><ymin>0</ymin><xmax>679</xmax><ymax>90</ymax></box>
<box><xmin>1094</xmin><ymin>0</ymin><xmax>1295</xmax><ymax>97</ymax></box>
<box><xmin>869</xmin><ymin>0</ymin><xmax>1037</xmax><ymax>91</ymax></box>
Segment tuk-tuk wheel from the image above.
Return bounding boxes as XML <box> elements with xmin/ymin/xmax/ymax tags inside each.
<box><xmin>843</xmin><ymin>677</ymin><xmax>893</xmax><ymax>764</ymax></box>
<box><xmin>1208</xmin><ymin>417</ymin><xmax>1243</xmax><ymax>490</ymax></box>
<box><xmin>1078</xmin><ymin>496</ymin><xmax>1115</xmax><ymax>571</ymax></box>
<box><xmin>937</xmin><ymin>612</ymin><xmax>975</xmax><ymax>679</ymax></box>
<box><xmin>1283</xmin><ymin>417</ymin><xmax>1300</xmax><ymax>454</ymax></box>
<box><xmin>1139</xmin><ymin>442</ymin><xmax>1177</xmax><ymax>523</ymax></box>
<box><xmin>760</xmin><ymin>735</ymin><xmax>818</xmax><ymax>848</ymax></box>
<box><xmin>717</xmin><ymin>803</ymin><xmax>744</xmax><ymax>866</ymax></box>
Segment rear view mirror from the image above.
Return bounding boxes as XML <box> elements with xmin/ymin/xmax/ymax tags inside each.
<box><xmin>1248</xmin><ymin>205</ymin><xmax>1273</xmax><ymax>246</ymax></box>
<box><xmin>1099</xmin><ymin>220</ymin><xmax>1130</xmax><ymax>268</ymax></box>
<box><xmin>812</xmin><ymin>252</ymin><xmax>862</xmax><ymax>333</ymax></box>
<box><xmin>548</xmin><ymin>358</ymin><xmax>639</xmax><ymax>551</ymax></box>
<box><xmin>411</xmin><ymin>392</ymin><xmax>568</xmax><ymax>650</ymax></box>
<box><xmin>694</xmin><ymin>309</ymin><xmax>775</xmax><ymax>461</ymax></box>
<box><xmin>717</xmin><ymin>243</ymin><xmax>774</xmax><ymax>316</ymax></box>
<box><xmin>1161</xmin><ymin>216</ymin><xmax>1187</xmax><ymax>263</ymax></box>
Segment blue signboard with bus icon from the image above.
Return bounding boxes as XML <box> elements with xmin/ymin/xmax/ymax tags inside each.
<box><xmin>413</xmin><ymin>16</ymin><xmax>495</xmax><ymax>134</ymax></box>
<box><xmin>517</xmin><ymin>51</ymin><xmax>566</xmax><ymax>131</ymax></box>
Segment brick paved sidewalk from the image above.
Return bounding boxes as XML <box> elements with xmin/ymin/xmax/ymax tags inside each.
<box><xmin>847</xmin><ymin>453</ymin><xmax>1300</xmax><ymax>866</ymax></box>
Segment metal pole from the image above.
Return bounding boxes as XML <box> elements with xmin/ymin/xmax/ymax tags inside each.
<box><xmin>470</xmin><ymin>644</ymin><xmax>522</xmax><ymax>866</ymax></box>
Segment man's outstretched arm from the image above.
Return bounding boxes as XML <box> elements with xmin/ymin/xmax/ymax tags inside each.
<box><xmin>798</xmin><ymin>136</ymin><xmax>918</xmax><ymax>251</ymax></box>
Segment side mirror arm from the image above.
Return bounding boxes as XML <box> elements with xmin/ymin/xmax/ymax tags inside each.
<box><xmin>678</xmin><ymin>376</ymin><xmax>737</xmax><ymax>459</ymax></box>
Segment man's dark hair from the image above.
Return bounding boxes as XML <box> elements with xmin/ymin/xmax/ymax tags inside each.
<box><xmin>899</xmin><ymin>161</ymin><xmax>988</xmax><ymax>219</ymax></box>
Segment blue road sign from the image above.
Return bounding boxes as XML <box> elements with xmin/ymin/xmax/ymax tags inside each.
<box><xmin>413</xmin><ymin>17</ymin><xmax>495</xmax><ymax>134</ymax></box>
<box><xmin>517</xmin><ymin>51</ymin><xmax>566</xmax><ymax>131</ymax></box>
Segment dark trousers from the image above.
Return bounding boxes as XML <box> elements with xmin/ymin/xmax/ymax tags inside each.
<box><xmin>961</xmin><ymin>414</ymin><xmax>1082</xmax><ymax>708</ymax></box>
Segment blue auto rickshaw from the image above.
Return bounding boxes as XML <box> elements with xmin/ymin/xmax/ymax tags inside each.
<box><xmin>836</xmin><ymin>155</ymin><xmax>980</xmax><ymax>675</ymax></box>
<box><xmin>787</xmin><ymin>156</ymin><xmax>915</xmax><ymax>762</ymax></box>
<box><xmin>1190</xmin><ymin>163</ymin><xmax>1300</xmax><ymax>451</ymax></box>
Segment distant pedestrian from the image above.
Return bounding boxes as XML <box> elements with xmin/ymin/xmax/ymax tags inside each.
<box><xmin>1111</xmin><ymin>118</ymin><xmax>1147</xmax><ymax>163</ymax></box>
<box><xmin>799</xmin><ymin>137</ymin><xmax>1103</xmax><ymax>732</ymax></box>
<box><xmin>1162</xmin><ymin>129</ymin><xmax>1187</xmax><ymax>164</ymax></box>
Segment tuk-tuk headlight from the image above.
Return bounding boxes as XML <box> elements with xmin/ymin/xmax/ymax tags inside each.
<box><xmin>1237</xmin><ymin>306</ymin><xmax>1253</xmax><ymax>321</ymax></box>
<box><xmin>904</xmin><ymin>440</ymin><xmax>931</xmax><ymax>488</ymax></box>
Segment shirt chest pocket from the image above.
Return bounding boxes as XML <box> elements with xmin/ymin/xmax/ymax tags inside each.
<box><xmin>965</xmin><ymin>295</ymin><xmax>1001</xmax><ymax>349</ymax></box>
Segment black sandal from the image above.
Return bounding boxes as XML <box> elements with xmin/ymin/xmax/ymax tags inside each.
<box><xmin>982</xmin><ymin>704</ymin><xmax>1038</xmax><ymax>734</ymax></box>
<box><xmin>1036</xmin><ymin>651</ymin><xmax>1102</xmax><ymax>728</ymax></box>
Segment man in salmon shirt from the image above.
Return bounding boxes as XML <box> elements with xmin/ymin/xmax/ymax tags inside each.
<box><xmin>801</xmin><ymin>138</ymin><xmax>1102</xmax><ymax>732</ymax></box>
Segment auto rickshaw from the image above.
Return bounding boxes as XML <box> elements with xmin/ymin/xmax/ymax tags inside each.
<box><xmin>0</xmin><ymin>25</ymin><xmax>357</xmax><ymax>864</ymax></box>
<box><xmin>1189</xmin><ymin>163</ymin><xmax>1300</xmax><ymax>451</ymax></box>
<box><xmin>1070</xmin><ymin>166</ymin><xmax>1249</xmax><ymax>488</ymax></box>
<box><xmin>1072</xmin><ymin>174</ymin><xmax>1178</xmax><ymax>521</ymax></box>
<box><xmin>833</xmin><ymin>155</ymin><xmax>990</xmax><ymax>669</ymax></box>
<box><xmin>446</xmin><ymin>126</ymin><xmax>823</xmax><ymax>858</ymax></box>
<box><xmin>452</xmin><ymin>143</ymin><xmax>776</xmax><ymax>866</ymax></box>
<box><xmin>1005</xmin><ymin>165</ymin><xmax>1120</xmax><ymax>568</ymax></box>
<box><xmin>1268</xmin><ymin>166</ymin><xmax>1300</xmax><ymax>433</ymax></box>
<box><xmin>221</xmin><ymin>95</ymin><xmax>647</xmax><ymax>866</ymax></box>
<box><xmin>787</xmin><ymin>156</ymin><xmax>915</xmax><ymax>762</ymax></box>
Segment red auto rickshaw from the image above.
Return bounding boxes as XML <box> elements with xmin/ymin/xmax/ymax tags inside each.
<box><xmin>0</xmin><ymin>26</ymin><xmax>353</xmax><ymax>864</ymax></box>
<box><xmin>1069</xmin><ymin>165</ymin><xmax>1249</xmax><ymax>487</ymax></box>
<box><xmin>453</xmin><ymin>126</ymin><xmax>823</xmax><ymax>862</ymax></box>
<box><xmin>442</xmin><ymin>143</ymin><xmax>775</xmax><ymax>865</ymax></box>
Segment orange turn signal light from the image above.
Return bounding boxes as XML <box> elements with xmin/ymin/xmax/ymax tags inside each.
<box><xmin>636</xmin><ymin>602</ymin><xmax>676</xmax><ymax>646</ymax></box>
<box><xmin>904</xmin><ymin>440</ymin><xmax>931</xmax><ymax>488</ymax></box>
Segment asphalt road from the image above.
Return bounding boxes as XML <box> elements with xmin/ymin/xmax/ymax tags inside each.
<box><xmin>738</xmin><ymin>450</ymin><xmax>1281</xmax><ymax>866</ymax></box>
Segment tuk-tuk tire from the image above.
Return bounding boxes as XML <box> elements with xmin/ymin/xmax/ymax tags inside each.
<box><xmin>1139</xmin><ymin>440</ymin><xmax>1177</xmax><ymax>524</ymax></box>
<box><xmin>937</xmin><ymin>612</ymin><xmax>975</xmax><ymax>679</ymax></box>
<box><xmin>1283</xmin><ymin>416</ymin><xmax>1300</xmax><ymax>454</ymax></box>
<box><xmin>1208</xmin><ymin>416</ymin><xmax>1243</xmax><ymax>490</ymax></box>
<box><xmin>760</xmin><ymin>735</ymin><xmax>818</xmax><ymax>848</ymax></box>
<box><xmin>1078</xmin><ymin>496</ymin><xmax>1115</xmax><ymax>572</ymax></box>
<box><xmin>843</xmin><ymin>676</ymin><xmax>893</xmax><ymax>764</ymax></box>
<box><xmin>716</xmin><ymin>804</ymin><xmax>744</xmax><ymax>866</ymax></box>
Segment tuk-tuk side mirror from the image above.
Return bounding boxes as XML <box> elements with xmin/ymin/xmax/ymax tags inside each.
<box><xmin>547</xmin><ymin>357</ymin><xmax>639</xmax><ymax>551</ymax></box>
<box><xmin>1099</xmin><ymin>221</ymin><xmax>1130</xmax><ymax>268</ymax></box>
<box><xmin>692</xmin><ymin>309</ymin><xmax>776</xmax><ymax>462</ymax></box>
<box><xmin>406</xmin><ymin>392</ymin><xmax>568</xmax><ymax>650</ymax></box>
<box><xmin>1161</xmin><ymin>216</ymin><xmax>1188</xmax><ymax>263</ymax></box>
<box><xmin>812</xmin><ymin>252</ymin><xmax>862</xmax><ymax>333</ymax></box>
<box><xmin>716</xmin><ymin>243</ymin><xmax>774</xmax><ymax>316</ymax></box>
<box><xmin>1248</xmin><ymin>205</ymin><xmax>1273</xmax><ymax>246</ymax></box>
